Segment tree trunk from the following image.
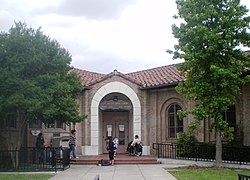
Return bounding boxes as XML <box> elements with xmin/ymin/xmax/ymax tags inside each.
<box><xmin>2</xmin><ymin>109</ymin><xmax>27</xmax><ymax>169</ymax></box>
<box><xmin>214</xmin><ymin>126</ymin><xmax>223</xmax><ymax>168</ymax></box>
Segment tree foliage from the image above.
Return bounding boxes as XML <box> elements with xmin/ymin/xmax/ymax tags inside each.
<box><xmin>170</xmin><ymin>0</ymin><xmax>250</xmax><ymax>166</ymax></box>
<box><xmin>0</xmin><ymin>22</ymin><xmax>85</xmax><ymax>152</ymax></box>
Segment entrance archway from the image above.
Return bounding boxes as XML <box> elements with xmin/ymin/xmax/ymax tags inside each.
<box><xmin>100</xmin><ymin>93</ymin><xmax>132</xmax><ymax>153</ymax></box>
<box><xmin>86</xmin><ymin>81</ymin><xmax>141</xmax><ymax>155</ymax></box>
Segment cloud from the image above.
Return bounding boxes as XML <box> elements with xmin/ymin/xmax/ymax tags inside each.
<box><xmin>0</xmin><ymin>0</ymin><xmax>249</xmax><ymax>74</ymax></box>
<box><xmin>71</xmin><ymin>50</ymin><xmax>126</xmax><ymax>73</ymax></box>
<box><xmin>70</xmin><ymin>46</ymin><xmax>183</xmax><ymax>74</ymax></box>
<box><xmin>33</xmin><ymin>0</ymin><xmax>136</xmax><ymax>20</ymax></box>
<box><xmin>29</xmin><ymin>0</ymin><xmax>182</xmax><ymax>73</ymax></box>
<box><xmin>0</xmin><ymin>10</ymin><xmax>14</xmax><ymax>31</ymax></box>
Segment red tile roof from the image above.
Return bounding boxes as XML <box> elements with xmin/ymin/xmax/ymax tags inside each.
<box><xmin>71</xmin><ymin>51</ymin><xmax>250</xmax><ymax>88</ymax></box>
<box><xmin>71</xmin><ymin>64</ymin><xmax>185</xmax><ymax>89</ymax></box>
<box><xmin>126</xmin><ymin>64</ymin><xmax>184</xmax><ymax>88</ymax></box>
<box><xmin>69</xmin><ymin>68</ymin><xmax>105</xmax><ymax>86</ymax></box>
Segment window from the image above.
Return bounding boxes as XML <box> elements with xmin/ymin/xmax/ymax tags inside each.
<box><xmin>167</xmin><ymin>104</ymin><xmax>183</xmax><ymax>138</ymax></box>
<box><xmin>223</xmin><ymin>105</ymin><xmax>236</xmax><ymax>132</ymax></box>
<box><xmin>45</xmin><ymin>121</ymin><xmax>64</xmax><ymax>129</ymax></box>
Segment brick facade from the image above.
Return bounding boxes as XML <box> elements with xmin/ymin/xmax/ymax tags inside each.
<box><xmin>23</xmin><ymin>65</ymin><xmax>250</xmax><ymax>156</ymax></box>
<box><xmin>73</xmin><ymin>74</ymin><xmax>250</xmax><ymax>155</ymax></box>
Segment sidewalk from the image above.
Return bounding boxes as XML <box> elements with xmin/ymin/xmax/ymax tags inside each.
<box><xmin>49</xmin><ymin>158</ymin><xmax>250</xmax><ymax>180</ymax></box>
<box><xmin>49</xmin><ymin>164</ymin><xmax>181</xmax><ymax>180</ymax></box>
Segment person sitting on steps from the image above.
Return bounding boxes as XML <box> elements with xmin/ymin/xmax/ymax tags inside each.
<box><xmin>130</xmin><ymin>135</ymin><xmax>142</xmax><ymax>156</ymax></box>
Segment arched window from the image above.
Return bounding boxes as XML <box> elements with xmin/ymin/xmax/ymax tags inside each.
<box><xmin>167</xmin><ymin>104</ymin><xmax>183</xmax><ymax>138</ymax></box>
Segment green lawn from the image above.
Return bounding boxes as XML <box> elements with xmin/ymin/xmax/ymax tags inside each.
<box><xmin>0</xmin><ymin>174</ymin><xmax>54</xmax><ymax>180</ymax></box>
<box><xmin>168</xmin><ymin>167</ymin><xmax>250</xmax><ymax>180</ymax></box>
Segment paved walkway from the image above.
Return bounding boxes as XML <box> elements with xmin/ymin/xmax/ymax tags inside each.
<box><xmin>49</xmin><ymin>158</ymin><xmax>250</xmax><ymax>180</ymax></box>
<box><xmin>49</xmin><ymin>164</ymin><xmax>181</xmax><ymax>180</ymax></box>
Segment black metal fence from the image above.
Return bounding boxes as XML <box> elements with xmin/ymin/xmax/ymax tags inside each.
<box><xmin>238</xmin><ymin>174</ymin><xmax>250</xmax><ymax>180</ymax></box>
<box><xmin>153</xmin><ymin>143</ymin><xmax>250</xmax><ymax>165</ymax></box>
<box><xmin>0</xmin><ymin>147</ymin><xmax>70</xmax><ymax>172</ymax></box>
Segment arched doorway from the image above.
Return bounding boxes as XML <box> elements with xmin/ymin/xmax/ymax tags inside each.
<box><xmin>88</xmin><ymin>81</ymin><xmax>141</xmax><ymax>155</ymax></box>
<box><xmin>100</xmin><ymin>93</ymin><xmax>132</xmax><ymax>153</ymax></box>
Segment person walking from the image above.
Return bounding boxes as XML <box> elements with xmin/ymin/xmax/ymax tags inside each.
<box><xmin>35</xmin><ymin>132</ymin><xmax>44</xmax><ymax>163</ymax></box>
<box><xmin>69</xmin><ymin>130</ymin><xmax>77</xmax><ymax>159</ymax></box>
<box><xmin>36</xmin><ymin>132</ymin><xmax>44</xmax><ymax>148</ymax></box>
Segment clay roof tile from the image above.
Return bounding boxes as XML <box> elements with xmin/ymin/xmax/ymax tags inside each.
<box><xmin>71</xmin><ymin>50</ymin><xmax>249</xmax><ymax>88</ymax></box>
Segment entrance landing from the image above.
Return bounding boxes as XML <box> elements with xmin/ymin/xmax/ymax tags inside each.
<box><xmin>71</xmin><ymin>154</ymin><xmax>160</xmax><ymax>165</ymax></box>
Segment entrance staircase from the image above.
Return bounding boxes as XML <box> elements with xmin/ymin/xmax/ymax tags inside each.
<box><xmin>70</xmin><ymin>154</ymin><xmax>160</xmax><ymax>165</ymax></box>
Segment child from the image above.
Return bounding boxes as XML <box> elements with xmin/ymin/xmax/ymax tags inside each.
<box><xmin>113</xmin><ymin>137</ymin><xmax>119</xmax><ymax>156</ymax></box>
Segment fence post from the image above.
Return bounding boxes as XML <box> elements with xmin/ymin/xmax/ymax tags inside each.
<box><xmin>238</xmin><ymin>174</ymin><xmax>250</xmax><ymax>180</ymax></box>
<box><xmin>62</xmin><ymin>148</ymin><xmax>70</xmax><ymax>169</ymax></box>
<box><xmin>194</xmin><ymin>145</ymin><xmax>197</xmax><ymax>162</ymax></box>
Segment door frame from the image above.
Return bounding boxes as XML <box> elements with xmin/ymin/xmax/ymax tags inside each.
<box><xmin>102</xmin><ymin>111</ymin><xmax>129</xmax><ymax>154</ymax></box>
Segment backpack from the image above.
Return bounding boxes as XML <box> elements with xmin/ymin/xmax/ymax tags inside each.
<box><xmin>97</xmin><ymin>159</ymin><xmax>110</xmax><ymax>166</ymax></box>
<box><xmin>136</xmin><ymin>143</ymin><xmax>143</xmax><ymax>152</ymax></box>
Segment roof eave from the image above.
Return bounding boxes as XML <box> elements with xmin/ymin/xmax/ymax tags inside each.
<box><xmin>140</xmin><ymin>81</ymin><xmax>181</xmax><ymax>90</ymax></box>
<box><xmin>86</xmin><ymin>72</ymin><xmax>143</xmax><ymax>87</ymax></box>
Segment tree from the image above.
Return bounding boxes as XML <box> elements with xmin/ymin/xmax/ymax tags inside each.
<box><xmin>170</xmin><ymin>0</ymin><xmax>250</xmax><ymax>167</ymax></box>
<box><xmin>0</xmin><ymin>22</ymin><xmax>85</xmax><ymax>166</ymax></box>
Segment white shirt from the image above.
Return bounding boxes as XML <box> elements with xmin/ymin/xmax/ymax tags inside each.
<box><xmin>131</xmin><ymin>138</ymin><xmax>141</xmax><ymax>146</ymax></box>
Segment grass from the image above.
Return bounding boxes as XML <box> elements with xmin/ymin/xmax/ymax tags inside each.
<box><xmin>0</xmin><ymin>174</ymin><xmax>54</xmax><ymax>180</ymax></box>
<box><xmin>167</xmin><ymin>166</ymin><xmax>250</xmax><ymax>180</ymax></box>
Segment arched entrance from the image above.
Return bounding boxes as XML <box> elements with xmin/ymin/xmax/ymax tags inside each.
<box><xmin>100</xmin><ymin>93</ymin><xmax>132</xmax><ymax>153</ymax></box>
<box><xmin>86</xmin><ymin>81</ymin><xmax>141</xmax><ymax>155</ymax></box>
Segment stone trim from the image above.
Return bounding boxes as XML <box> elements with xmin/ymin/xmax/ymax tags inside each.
<box><xmin>85</xmin><ymin>81</ymin><xmax>141</xmax><ymax>155</ymax></box>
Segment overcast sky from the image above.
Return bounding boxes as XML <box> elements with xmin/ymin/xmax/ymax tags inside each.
<box><xmin>1</xmin><ymin>0</ymin><xmax>250</xmax><ymax>74</ymax></box>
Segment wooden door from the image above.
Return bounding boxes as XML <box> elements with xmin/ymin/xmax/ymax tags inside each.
<box><xmin>102</xmin><ymin>111</ymin><xmax>129</xmax><ymax>154</ymax></box>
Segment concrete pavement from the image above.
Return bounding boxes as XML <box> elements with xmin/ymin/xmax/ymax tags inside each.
<box><xmin>49</xmin><ymin>158</ymin><xmax>250</xmax><ymax>180</ymax></box>
<box><xmin>49</xmin><ymin>164</ymin><xmax>181</xmax><ymax>180</ymax></box>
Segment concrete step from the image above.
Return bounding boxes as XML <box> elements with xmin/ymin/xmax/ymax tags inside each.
<box><xmin>70</xmin><ymin>154</ymin><xmax>160</xmax><ymax>165</ymax></box>
<box><xmin>71</xmin><ymin>159</ymin><xmax>160</xmax><ymax>165</ymax></box>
